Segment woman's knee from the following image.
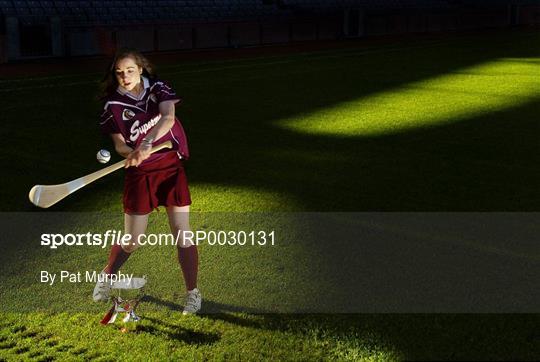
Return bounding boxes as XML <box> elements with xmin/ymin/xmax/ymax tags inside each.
<box><xmin>176</xmin><ymin>232</ymin><xmax>195</xmax><ymax>248</ymax></box>
<box><xmin>167</xmin><ymin>205</ymin><xmax>191</xmax><ymax>235</ymax></box>
<box><xmin>123</xmin><ymin>213</ymin><xmax>149</xmax><ymax>252</ymax></box>
<box><xmin>122</xmin><ymin>235</ymin><xmax>142</xmax><ymax>253</ymax></box>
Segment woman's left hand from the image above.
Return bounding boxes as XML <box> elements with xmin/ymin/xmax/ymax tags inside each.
<box><xmin>125</xmin><ymin>143</ymin><xmax>152</xmax><ymax>168</ymax></box>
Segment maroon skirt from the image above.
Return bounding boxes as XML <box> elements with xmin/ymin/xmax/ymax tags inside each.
<box><xmin>123</xmin><ymin>152</ymin><xmax>191</xmax><ymax>214</ymax></box>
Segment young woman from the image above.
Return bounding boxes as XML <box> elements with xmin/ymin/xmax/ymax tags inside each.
<box><xmin>93</xmin><ymin>48</ymin><xmax>201</xmax><ymax>315</ymax></box>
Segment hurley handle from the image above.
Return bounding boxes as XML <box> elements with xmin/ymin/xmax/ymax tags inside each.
<box><xmin>148</xmin><ymin>140</ymin><xmax>173</xmax><ymax>154</ymax></box>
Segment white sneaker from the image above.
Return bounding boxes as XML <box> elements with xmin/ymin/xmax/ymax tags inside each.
<box><xmin>92</xmin><ymin>272</ymin><xmax>112</xmax><ymax>302</ymax></box>
<box><xmin>182</xmin><ymin>288</ymin><xmax>201</xmax><ymax>315</ymax></box>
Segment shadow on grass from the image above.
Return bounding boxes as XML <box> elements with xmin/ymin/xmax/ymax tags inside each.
<box><xmin>203</xmin><ymin>313</ymin><xmax>540</xmax><ymax>360</ymax></box>
<box><xmin>0</xmin><ymin>320</ymin><xmax>107</xmax><ymax>361</ymax></box>
<box><xmin>144</xmin><ymin>295</ymin><xmax>268</xmax><ymax>328</ymax></box>
<box><xmin>142</xmin><ymin>294</ymin><xmax>540</xmax><ymax>359</ymax></box>
<box><xmin>137</xmin><ymin>316</ymin><xmax>220</xmax><ymax>346</ymax></box>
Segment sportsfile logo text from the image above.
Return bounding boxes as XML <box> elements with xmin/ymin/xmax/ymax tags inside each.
<box><xmin>40</xmin><ymin>230</ymin><xmax>276</xmax><ymax>249</ymax></box>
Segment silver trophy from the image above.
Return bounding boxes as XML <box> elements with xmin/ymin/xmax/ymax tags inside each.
<box><xmin>100</xmin><ymin>276</ymin><xmax>147</xmax><ymax>325</ymax></box>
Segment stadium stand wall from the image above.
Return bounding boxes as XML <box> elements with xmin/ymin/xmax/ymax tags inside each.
<box><xmin>0</xmin><ymin>0</ymin><xmax>539</xmax><ymax>62</ymax></box>
<box><xmin>229</xmin><ymin>22</ymin><xmax>260</xmax><ymax>46</ymax></box>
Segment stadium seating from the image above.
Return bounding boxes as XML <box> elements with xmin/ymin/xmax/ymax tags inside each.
<box><xmin>2</xmin><ymin>0</ymin><xmax>539</xmax><ymax>24</ymax></box>
<box><xmin>1</xmin><ymin>0</ymin><xmax>538</xmax><ymax>61</ymax></box>
<box><xmin>1</xmin><ymin>0</ymin><xmax>537</xmax><ymax>25</ymax></box>
<box><xmin>0</xmin><ymin>0</ymin><xmax>293</xmax><ymax>24</ymax></box>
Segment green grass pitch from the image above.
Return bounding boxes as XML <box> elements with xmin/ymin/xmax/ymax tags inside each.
<box><xmin>0</xmin><ymin>29</ymin><xmax>539</xmax><ymax>360</ymax></box>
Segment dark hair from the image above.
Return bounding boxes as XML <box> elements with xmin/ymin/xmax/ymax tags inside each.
<box><xmin>100</xmin><ymin>48</ymin><xmax>156</xmax><ymax>99</ymax></box>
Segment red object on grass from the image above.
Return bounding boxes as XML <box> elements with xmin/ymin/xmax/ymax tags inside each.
<box><xmin>100</xmin><ymin>305</ymin><xmax>116</xmax><ymax>325</ymax></box>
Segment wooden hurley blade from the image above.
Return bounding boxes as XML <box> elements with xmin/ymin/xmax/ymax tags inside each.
<box><xmin>29</xmin><ymin>183</ymin><xmax>70</xmax><ymax>209</ymax></box>
<box><xmin>28</xmin><ymin>185</ymin><xmax>42</xmax><ymax>207</ymax></box>
<box><xmin>28</xmin><ymin>159</ymin><xmax>125</xmax><ymax>208</ymax></box>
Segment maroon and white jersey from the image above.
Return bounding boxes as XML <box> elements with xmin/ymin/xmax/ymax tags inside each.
<box><xmin>100</xmin><ymin>77</ymin><xmax>189</xmax><ymax>164</ymax></box>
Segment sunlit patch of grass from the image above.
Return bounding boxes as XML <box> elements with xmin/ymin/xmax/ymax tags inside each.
<box><xmin>189</xmin><ymin>183</ymin><xmax>301</xmax><ymax>212</ymax></box>
<box><xmin>276</xmin><ymin>58</ymin><xmax>539</xmax><ymax>136</ymax></box>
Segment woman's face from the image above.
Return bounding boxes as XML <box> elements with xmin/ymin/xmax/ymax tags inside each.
<box><xmin>114</xmin><ymin>57</ymin><xmax>142</xmax><ymax>91</ymax></box>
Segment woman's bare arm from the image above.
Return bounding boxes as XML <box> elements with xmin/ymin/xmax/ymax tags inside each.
<box><xmin>125</xmin><ymin>100</ymin><xmax>177</xmax><ymax>167</ymax></box>
<box><xmin>111</xmin><ymin>133</ymin><xmax>133</xmax><ymax>158</ymax></box>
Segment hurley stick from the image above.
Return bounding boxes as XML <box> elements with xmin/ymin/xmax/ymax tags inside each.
<box><xmin>29</xmin><ymin>141</ymin><xmax>173</xmax><ymax>208</ymax></box>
